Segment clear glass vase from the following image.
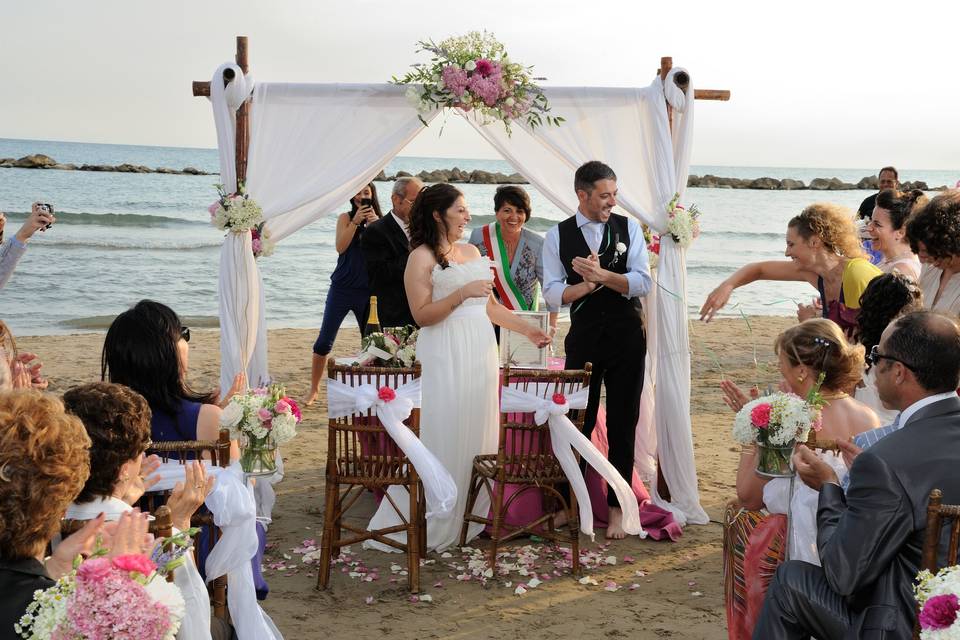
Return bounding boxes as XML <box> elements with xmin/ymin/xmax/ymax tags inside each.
<box><xmin>756</xmin><ymin>443</ymin><xmax>794</xmax><ymax>478</ymax></box>
<box><xmin>239</xmin><ymin>434</ymin><xmax>277</xmax><ymax>476</ymax></box>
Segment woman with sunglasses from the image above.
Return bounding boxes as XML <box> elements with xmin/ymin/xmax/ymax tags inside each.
<box><xmin>102</xmin><ymin>299</ymin><xmax>239</xmax><ymax>459</ymax></box>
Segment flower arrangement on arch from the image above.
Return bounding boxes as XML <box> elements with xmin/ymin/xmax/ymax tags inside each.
<box><xmin>642</xmin><ymin>224</ymin><xmax>661</xmax><ymax>269</ymax></box>
<box><xmin>208</xmin><ymin>183</ymin><xmax>274</xmax><ymax>258</ymax></box>
<box><xmin>394</xmin><ymin>31</ymin><xmax>564</xmax><ymax>135</ymax></box>
<box><xmin>731</xmin><ymin>374</ymin><xmax>826</xmax><ymax>476</ymax></box>
<box><xmin>352</xmin><ymin>325</ymin><xmax>419</xmax><ymax>368</ymax></box>
<box><xmin>665</xmin><ymin>192</ymin><xmax>702</xmax><ymax>249</ymax></box>
<box><xmin>15</xmin><ymin>552</ymin><xmax>186</xmax><ymax>640</ymax></box>
<box><xmin>915</xmin><ymin>564</ymin><xmax>960</xmax><ymax>637</ymax></box>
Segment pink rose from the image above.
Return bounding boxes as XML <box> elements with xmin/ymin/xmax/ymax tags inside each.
<box><xmin>258</xmin><ymin>407</ymin><xmax>273</xmax><ymax>422</ymax></box>
<box><xmin>275</xmin><ymin>399</ymin><xmax>291</xmax><ymax>414</ymax></box>
<box><xmin>252</xmin><ymin>238</ymin><xmax>262</xmax><ymax>254</ymax></box>
<box><xmin>920</xmin><ymin>593</ymin><xmax>959</xmax><ymax>630</ymax></box>
<box><xmin>76</xmin><ymin>557</ymin><xmax>114</xmax><ymax>583</ymax></box>
<box><xmin>111</xmin><ymin>554</ymin><xmax>157</xmax><ymax>577</ymax></box>
<box><xmin>208</xmin><ymin>202</ymin><xmax>220</xmax><ymax>216</ymax></box>
<box><xmin>378</xmin><ymin>386</ymin><xmax>397</xmax><ymax>402</ymax></box>
<box><xmin>474</xmin><ymin>59</ymin><xmax>495</xmax><ymax>77</ymax></box>
<box><xmin>552</xmin><ymin>392</ymin><xmax>567</xmax><ymax>405</ymax></box>
<box><xmin>750</xmin><ymin>403</ymin><xmax>772</xmax><ymax>428</ymax></box>
<box><xmin>283</xmin><ymin>397</ymin><xmax>302</xmax><ymax>422</ymax></box>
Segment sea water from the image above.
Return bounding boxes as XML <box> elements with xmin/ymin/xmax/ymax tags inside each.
<box><xmin>1</xmin><ymin>137</ymin><xmax>956</xmax><ymax>336</ymax></box>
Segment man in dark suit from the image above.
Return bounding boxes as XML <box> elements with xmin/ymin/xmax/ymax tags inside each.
<box><xmin>754</xmin><ymin>311</ymin><xmax>960</xmax><ymax>639</ymax></box>
<box><xmin>361</xmin><ymin>176</ymin><xmax>422</xmax><ymax>328</ymax></box>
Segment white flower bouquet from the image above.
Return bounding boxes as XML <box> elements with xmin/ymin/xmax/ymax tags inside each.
<box><xmin>666</xmin><ymin>192</ymin><xmax>702</xmax><ymax>249</ymax></box>
<box><xmin>208</xmin><ymin>183</ymin><xmax>274</xmax><ymax>258</ymax></box>
<box><xmin>394</xmin><ymin>31</ymin><xmax>563</xmax><ymax>135</ymax></box>
<box><xmin>732</xmin><ymin>379</ymin><xmax>825</xmax><ymax>477</ymax></box>
<box><xmin>219</xmin><ymin>384</ymin><xmax>301</xmax><ymax>474</ymax></box>
<box><xmin>916</xmin><ymin>564</ymin><xmax>960</xmax><ymax>638</ymax></box>
<box><xmin>353</xmin><ymin>325</ymin><xmax>419</xmax><ymax>368</ymax></box>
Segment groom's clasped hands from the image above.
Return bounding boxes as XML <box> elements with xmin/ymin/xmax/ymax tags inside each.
<box><xmin>571</xmin><ymin>253</ymin><xmax>603</xmax><ymax>289</ymax></box>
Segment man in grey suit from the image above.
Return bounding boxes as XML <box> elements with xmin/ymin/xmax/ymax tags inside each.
<box><xmin>754</xmin><ymin>311</ymin><xmax>960</xmax><ymax>639</ymax></box>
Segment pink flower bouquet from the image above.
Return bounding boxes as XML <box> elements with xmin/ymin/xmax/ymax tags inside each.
<box><xmin>916</xmin><ymin>565</ymin><xmax>960</xmax><ymax>638</ymax></box>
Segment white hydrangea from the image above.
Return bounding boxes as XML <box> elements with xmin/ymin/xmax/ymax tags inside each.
<box><xmin>219</xmin><ymin>400</ymin><xmax>244</xmax><ymax>428</ymax></box>
<box><xmin>731</xmin><ymin>397</ymin><xmax>766</xmax><ymax>444</ymax></box>
<box><xmin>211</xmin><ymin>207</ymin><xmax>229</xmax><ymax>231</ymax></box>
<box><xmin>397</xmin><ymin>345</ymin><xmax>416</xmax><ymax>367</ymax></box>
<box><xmin>144</xmin><ymin>577</ymin><xmax>186</xmax><ymax>640</ymax></box>
<box><xmin>270</xmin><ymin>413</ymin><xmax>298</xmax><ymax>445</ymax></box>
<box><xmin>731</xmin><ymin>393</ymin><xmax>816</xmax><ymax>446</ymax></box>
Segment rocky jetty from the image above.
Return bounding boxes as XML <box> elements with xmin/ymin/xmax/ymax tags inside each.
<box><xmin>3</xmin><ymin>154</ymin><xmax>947</xmax><ymax>190</ymax></box>
<box><xmin>0</xmin><ymin>154</ymin><xmax>215</xmax><ymax>176</ymax></box>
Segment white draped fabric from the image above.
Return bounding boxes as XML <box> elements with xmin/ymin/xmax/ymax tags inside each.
<box><xmin>325</xmin><ymin>376</ymin><xmax>458</xmax><ymax>518</ymax></box>
<box><xmin>499</xmin><ymin>382</ymin><xmax>644</xmax><ymax>540</ymax></box>
<box><xmin>151</xmin><ymin>462</ymin><xmax>282</xmax><ymax>640</ymax></box>
<box><xmin>209</xmin><ymin>67</ymin><xmax>706</xmax><ymax>526</ymax></box>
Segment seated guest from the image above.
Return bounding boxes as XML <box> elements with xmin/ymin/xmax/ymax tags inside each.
<box><xmin>907</xmin><ymin>191</ymin><xmax>960</xmax><ymax>315</ymax></box>
<box><xmin>0</xmin><ymin>203</ymin><xmax>56</xmax><ymax>290</ymax></box>
<box><xmin>102</xmin><ymin>299</ymin><xmax>238</xmax><ymax>460</ymax></box>
<box><xmin>866</xmin><ymin>189</ymin><xmax>924</xmax><ymax>280</ymax></box>
<box><xmin>468</xmin><ymin>185</ymin><xmax>559</xmax><ymax>334</ymax></box>
<box><xmin>851</xmin><ymin>272</ymin><xmax>923</xmax><ymax>424</ymax></box>
<box><xmin>62</xmin><ymin>382</ymin><xmax>223</xmax><ymax>640</ymax></box>
<box><xmin>0</xmin><ymin>390</ymin><xmax>151</xmax><ymax>632</ymax></box>
<box><xmin>361</xmin><ymin>176</ymin><xmax>423</xmax><ymax>330</ymax></box>
<box><xmin>722</xmin><ymin>319</ymin><xmax>879</xmax><ymax>640</ymax></box>
<box><xmin>755</xmin><ymin>311</ymin><xmax>960</xmax><ymax>639</ymax></box>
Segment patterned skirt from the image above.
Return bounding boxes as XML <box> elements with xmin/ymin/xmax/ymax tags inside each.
<box><xmin>722</xmin><ymin>501</ymin><xmax>787</xmax><ymax>640</ymax></box>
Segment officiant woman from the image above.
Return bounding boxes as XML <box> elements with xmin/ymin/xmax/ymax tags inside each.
<box><xmin>468</xmin><ymin>185</ymin><xmax>558</xmax><ymax>335</ymax></box>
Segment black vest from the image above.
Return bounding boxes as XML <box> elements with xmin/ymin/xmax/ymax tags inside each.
<box><xmin>558</xmin><ymin>213</ymin><xmax>643</xmax><ymax>334</ymax></box>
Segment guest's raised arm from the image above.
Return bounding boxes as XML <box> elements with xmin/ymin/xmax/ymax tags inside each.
<box><xmin>700</xmin><ymin>260</ymin><xmax>817</xmax><ymax>321</ymax></box>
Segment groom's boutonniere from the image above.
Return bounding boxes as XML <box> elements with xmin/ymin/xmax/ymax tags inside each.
<box><xmin>609</xmin><ymin>234</ymin><xmax>626</xmax><ymax>268</ymax></box>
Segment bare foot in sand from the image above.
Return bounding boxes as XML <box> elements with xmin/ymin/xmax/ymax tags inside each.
<box><xmin>605</xmin><ymin>507</ymin><xmax>626</xmax><ymax>539</ymax></box>
<box><xmin>304</xmin><ymin>389</ymin><xmax>319</xmax><ymax>406</ymax></box>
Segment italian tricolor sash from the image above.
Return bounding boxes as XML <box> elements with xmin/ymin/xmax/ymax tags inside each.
<box><xmin>481</xmin><ymin>222</ymin><xmax>532</xmax><ymax>311</ymax></box>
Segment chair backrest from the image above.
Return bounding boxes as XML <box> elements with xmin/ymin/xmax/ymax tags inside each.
<box><xmin>803</xmin><ymin>432</ymin><xmax>841</xmax><ymax>453</ymax></box>
<box><xmin>921</xmin><ymin>489</ymin><xmax>960</xmax><ymax>573</ymax></box>
<box><xmin>498</xmin><ymin>364</ymin><xmax>592</xmax><ymax>478</ymax></box>
<box><xmin>147</xmin><ymin>428</ymin><xmax>232</xmax><ymax>467</ymax></box>
<box><xmin>326</xmin><ymin>362</ymin><xmax>422</xmax><ymax>485</ymax></box>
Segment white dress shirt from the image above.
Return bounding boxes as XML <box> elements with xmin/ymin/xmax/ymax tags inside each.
<box><xmin>898</xmin><ymin>390</ymin><xmax>959</xmax><ymax>427</ymax></box>
<box><xmin>541</xmin><ymin>211</ymin><xmax>652</xmax><ymax>310</ymax></box>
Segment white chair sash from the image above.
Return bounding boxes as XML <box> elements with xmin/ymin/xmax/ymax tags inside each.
<box><xmin>326</xmin><ymin>377</ymin><xmax>457</xmax><ymax>518</ymax></box>
<box><xmin>149</xmin><ymin>462</ymin><xmax>282</xmax><ymax>640</ymax></box>
<box><xmin>500</xmin><ymin>383</ymin><xmax>644</xmax><ymax>540</ymax></box>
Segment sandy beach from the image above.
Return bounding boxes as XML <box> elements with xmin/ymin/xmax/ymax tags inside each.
<box><xmin>19</xmin><ymin>315</ymin><xmax>795</xmax><ymax>640</ymax></box>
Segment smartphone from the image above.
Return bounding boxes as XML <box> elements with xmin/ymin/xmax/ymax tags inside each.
<box><xmin>359</xmin><ymin>198</ymin><xmax>373</xmax><ymax>208</ymax></box>
<box><xmin>37</xmin><ymin>203</ymin><xmax>54</xmax><ymax>230</ymax></box>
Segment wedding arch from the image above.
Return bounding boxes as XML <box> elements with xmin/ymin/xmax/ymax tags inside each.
<box><xmin>193</xmin><ymin>36</ymin><xmax>730</xmax><ymax>526</ymax></box>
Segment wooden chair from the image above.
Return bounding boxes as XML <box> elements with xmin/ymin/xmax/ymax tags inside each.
<box><xmin>915</xmin><ymin>489</ymin><xmax>960</xmax><ymax>639</ymax></box>
<box><xmin>141</xmin><ymin>428</ymin><xmax>231</xmax><ymax>620</ymax></box>
<box><xmin>60</xmin><ymin>505</ymin><xmax>175</xmax><ymax>582</ymax></box>
<box><xmin>318</xmin><ymin>363</ymin><xmax>426</xmax><ymax>593</ymax></box>
<box><xmin>459</xmin><ymin>364</ymin><xmax>592</xmax><ymax>576</ymax></box>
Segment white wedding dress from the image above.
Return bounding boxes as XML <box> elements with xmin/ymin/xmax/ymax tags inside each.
<box><xmin>365</xmin><ymin>258</ymin><xmax>500</xmax><ymax>552</ymax></box>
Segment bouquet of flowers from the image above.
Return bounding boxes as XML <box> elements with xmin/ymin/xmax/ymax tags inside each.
<box><xmin>394</xmin><ymin>31</ymin><xmax>563</xmax><ymax>135</ymax></box>
<box><xmin>219</xmin><ymin>384</ymin><xmax>301</xmax><ymax>474</ymax></box>
<box><xmin>208</xmin><ymin>183</ymin><xmax>274</xmax><ymax>258</ymax></box>
<box><xmin>16</xmin><ymin>553</ymin><xmax>185</xmax><ymax>640</ymax></box>
<box><xmin>353</xmin><ymin>325</ymin><xmax>419</xmax><ymax>368</ymax></box>
<box><xmin>666</xmin><ymin>192</ymin><xmax>702</xmax><ymax>249</ymax></box>
<box><xmin>731</xmin><ymin>376</ymin><xmax>825</xmax><ymax>477</ymax></box>
<box><xmin>915</xmin><ymin>565</ymin><xmax>960</xmax><ymax>638</ymax></box>
<box><xmin>642</xmin><ymin>224</ymin><xmax>660</xmax><ymax>269</ymax></box>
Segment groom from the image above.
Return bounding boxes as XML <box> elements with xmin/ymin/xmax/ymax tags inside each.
<box><xmin>542</xmin><ymin>160</ymin><xmax>652</xmax><ymax>538</ymax></box>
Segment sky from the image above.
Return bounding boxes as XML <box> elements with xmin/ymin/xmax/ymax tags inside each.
<box><xmin>1</xmin><ymin>0</ymin><xmax>958</xmax><ymax>170</ymax></box>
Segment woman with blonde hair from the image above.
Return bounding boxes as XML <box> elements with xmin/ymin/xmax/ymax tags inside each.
<box><xmin>701</xmin><ymin>203</ymin><xmax>882</xmax><ymax>336</ymax></box>
<box><xmin>720</xmin><ymin>319</ymin><xmax>880</xmax><ymax>639</ymax></box>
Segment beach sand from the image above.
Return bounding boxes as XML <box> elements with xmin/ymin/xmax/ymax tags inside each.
<box><xmin>19</xmin><ymin>315</ymin><xmax>794</xmax><ymax>640</ymax></box>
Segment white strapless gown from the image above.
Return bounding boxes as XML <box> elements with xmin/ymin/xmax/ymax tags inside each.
<box><xmin>365</xmin><ymin>258</ymin><xmax>500</xmax><ymax>552</ymax></box>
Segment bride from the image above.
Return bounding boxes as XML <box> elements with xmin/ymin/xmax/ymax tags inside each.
<box><xmin>366</xmin><ymin>183</ymin><xmax>551</xmax><ymax>552</ymax></box>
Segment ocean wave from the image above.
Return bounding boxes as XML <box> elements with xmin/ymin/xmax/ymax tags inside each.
<box><xmin>700</xmin><ymin>230</ymin><xmax>784</xmax><ymax>240</ymax></box>
<box><xmin>62</xmin><ymin>314</ymin><xmax>220</xmax><ymax>330</ymax></box>
<box><xmin>2</xmin><ymin>210</ymin><xmax>206</xmax><ymax>228</ymax></box>
<box><xmin>36</xmin><ymin>239</ymin><xmax>221</xmax><ymax>251</ymax></box>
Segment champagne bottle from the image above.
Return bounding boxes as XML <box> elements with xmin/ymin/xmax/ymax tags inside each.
<box><xmin>364</xmin><ymin>296</ymin><xmax>382</xmax><ymax>336</ymax></box>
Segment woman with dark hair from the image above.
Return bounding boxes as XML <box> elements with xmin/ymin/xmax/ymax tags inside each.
<box><xmin>701</xmin><ymin>203</ymin><xmax>882</xmax><ymax>336</ymax></box>
<box><xmin>365</xmin><ymin>183</ymin><xmax>551</xmax><ymax>552</ymax></box>
<box><xmin>102</xmin><ymin>299</ymin><xmax>237</xmax><ymax>459</ymax></box>
<box><xmin>467</xmin><ymin>185</ymin><xmax>558</xmax><ymax>334</ymax></box>
<box><xmin>866</xmin><ymin>189</ymin><xmax>924</xmax><ymax>280</ymax></box>
<box><xmin>306</xmin><ymin>183</ymin><xmax>383</xmax><ymax>405</ymax></box>
<box><xmin>906</xmin><ymin>190</ymin><xmax>960</xmax><ymax>315</ymax></box>
<box><xmin>852</xmin><ymin>273</ymin><xmax>924</xmax><ymax>423</ymax></box>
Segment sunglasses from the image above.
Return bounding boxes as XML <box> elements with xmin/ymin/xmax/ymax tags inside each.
<box><xmin>867</xmin><ymin>344</ymin><xmax>915</xmax><ymax>371</ymax></box>
<box><xmin>179</xmin><ymin>326</ymin><xmax>191</xmax><ymax>343</ymax></box>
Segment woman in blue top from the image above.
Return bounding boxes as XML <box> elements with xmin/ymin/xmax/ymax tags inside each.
<box><xmin>306</xmin><ymin>183</ymin><xmax>383</xmax><ymax>405</ymax></box>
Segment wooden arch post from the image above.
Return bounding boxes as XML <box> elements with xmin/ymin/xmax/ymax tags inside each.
<box><xmin>192</xmin><ymin>35</ymin><xmax>251</xmax><ymax>187</ymax></box>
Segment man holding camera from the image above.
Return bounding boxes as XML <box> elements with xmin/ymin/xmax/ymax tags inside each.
<box><xmin>361</xmin><ymin>176</ymin><xmax>423</xmax><ymax>328</ymax></box>
<box><xmin>0</xmin><ymin>202</ymin><xmax>56</xmax><ymax>289</ymax></box>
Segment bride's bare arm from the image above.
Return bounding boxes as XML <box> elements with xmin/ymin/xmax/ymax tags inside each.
<box><xmin>404</xmin><ymin>246</ymin><xmax>492</xmax><ymax>327</ymax></box>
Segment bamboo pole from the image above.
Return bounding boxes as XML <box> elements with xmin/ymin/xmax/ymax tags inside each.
<box><xmin>235</xmin><ymin>36</ymin><xmax>250</xmax><ymax>187</ymax></box>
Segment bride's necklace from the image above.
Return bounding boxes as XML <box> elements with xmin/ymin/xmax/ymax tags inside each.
<box><xmin>821</xmin><ymin>391</ymin><xmax>848</xmax><ymax>401</ymax></box>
